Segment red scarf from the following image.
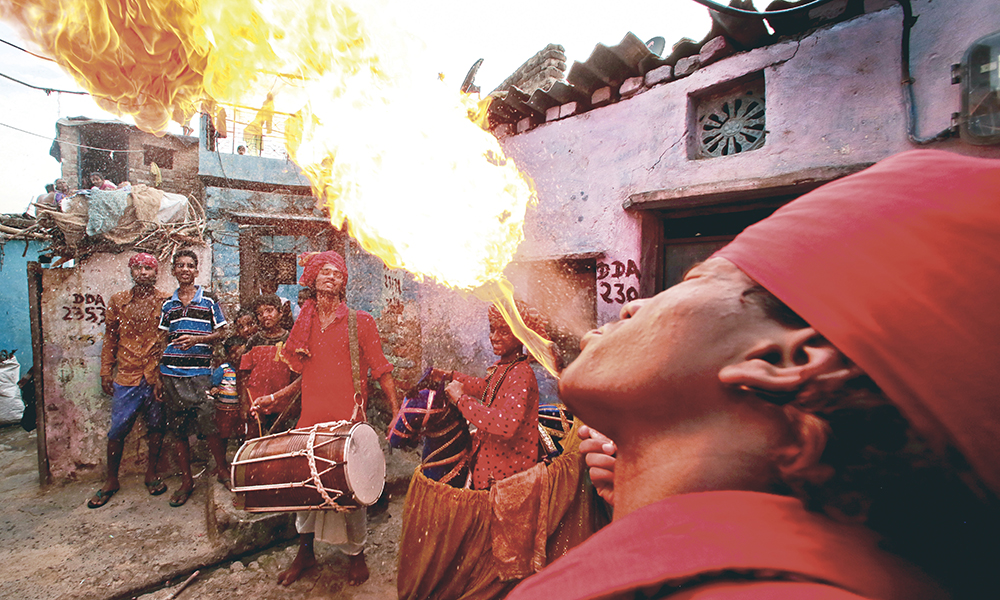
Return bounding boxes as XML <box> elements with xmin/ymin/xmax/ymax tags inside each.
<box><xmin>716</xmin><ymin>150</ymin><xmax>1000</xmax><ymax>498</ymax></box>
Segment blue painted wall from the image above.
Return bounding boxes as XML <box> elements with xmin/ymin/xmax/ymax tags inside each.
<box><xmin>198</xmin><ymin>114</ymin><xmax>313</xmax><ymax>188</ymax></box>
<box><xmin>0</xmin><ymin>239</ymin><xmax>44</xmax><ymax>378</ymax></box>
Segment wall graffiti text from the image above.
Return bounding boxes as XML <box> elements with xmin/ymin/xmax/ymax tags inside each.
<box><xmin>61</xmin><ymin>293</ymin><xmax>107</xmax><ymax>325</ymax></box>
<box><xmin>597</xmin><ymin>260</ymin><xmax>641</xmax><ymax>305</ymax></box>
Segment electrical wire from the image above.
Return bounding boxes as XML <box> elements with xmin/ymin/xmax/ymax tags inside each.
<box><xmin>895</xmin><ymin>0</ymin><xmax>955</xmax><ymax>144</ymax></box>
<box><xmin>0</xmin><ymin>71</ymin><xmax>88</xmax><ymax>95</ymax></box>
<box><xmin>0</xmin><ymin>121</ymin><xmax>146</xmax><ymax>153</ymax></box>
<box><xmin>686</xmin><ymin>0</ymin><xmax>839</xmax><ymax>18</ymax></box>
<box><xmin>0</xmin><ymin>37</ymin><xmax>58</xmax><ymax>63</ymax></box>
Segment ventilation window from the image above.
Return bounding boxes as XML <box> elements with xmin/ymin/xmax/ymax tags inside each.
<box><xmin>691</xmin><ymin>74</ymin><xmax>766</xmax><ymax>159</ymax></box>
<box><xmin>143</xmin><ymin>145</ymin><xmax>175</xmax><ymax>169</ymax></box>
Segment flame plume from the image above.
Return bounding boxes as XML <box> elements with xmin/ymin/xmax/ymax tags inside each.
<box><xmin>1</xmin><ymin>0</ymin><xmax>557</xmax><ymax>374</ymax></box>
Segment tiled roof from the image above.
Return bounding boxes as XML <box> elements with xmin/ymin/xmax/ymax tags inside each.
<box><xmin>485</xmin><ymin>0</ymin><xmax>894</xmax><ymax>135</ymax></box>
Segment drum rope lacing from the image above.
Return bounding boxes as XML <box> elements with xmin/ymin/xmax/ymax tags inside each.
<box><xmin>306</xmin><ymin>421</ymin><xmax>352</xmax><ymax>511</ymax></box>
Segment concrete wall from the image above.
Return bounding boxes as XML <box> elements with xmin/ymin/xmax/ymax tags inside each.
<box><xmin>40</xmin><ymin>248</ymin><xmax>211</xmax><ymax>482</ymax></box>
<box><xmin>417</xmin><ymin>0</ymin><xmax>1000</xmax><ymax>372</ymax></box>
<box><xmin>0</xmin><ymin>239</ymin><xmax>44</xmax><ymax>378</ymax></box>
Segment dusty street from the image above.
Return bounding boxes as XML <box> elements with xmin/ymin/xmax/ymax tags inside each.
<box><xmin>0</xmin><ymin>424</ymin><xmax>417</xmax><ymax>600</ymax></box>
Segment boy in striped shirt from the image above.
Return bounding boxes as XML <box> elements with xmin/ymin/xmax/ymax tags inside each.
<box><xmin>159</xmin><ymin>249</ymin><xmax>228</xmax><ymax>506</ymax></box>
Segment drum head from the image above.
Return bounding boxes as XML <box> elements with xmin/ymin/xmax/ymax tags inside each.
<box><xmin>344</xmin><ymin>423</ymin><xmax>386</xmax><ymax>505</ymax></box>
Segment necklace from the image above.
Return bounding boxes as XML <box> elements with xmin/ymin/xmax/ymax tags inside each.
<box><xmin>482</xmin><ymin>354</ymin><xmax>527</xmax><ymax>408</ymax></box>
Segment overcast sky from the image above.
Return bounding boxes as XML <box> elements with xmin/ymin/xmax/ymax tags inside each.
<box><xmin>0</xmin><ymin>0</ymin><xmax>718</xmax><ymax>215</ymax></box>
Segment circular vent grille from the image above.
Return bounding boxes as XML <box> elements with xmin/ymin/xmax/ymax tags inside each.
<box><xmin>698</xmin><ymin>92</ymin><xmax>766</xmax><ymax>158</ymax></box>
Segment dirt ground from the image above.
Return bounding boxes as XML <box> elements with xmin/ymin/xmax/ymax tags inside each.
<box><xmin>0</xmin><ymin>424</ymin><xmax>416</xmax><ymax>600</ymax></box>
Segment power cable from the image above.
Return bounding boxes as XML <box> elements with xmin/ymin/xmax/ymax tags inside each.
<box><xmin>686</xmin><ymin>0</ymin><xmax>838</xmax><ymax>18</ymax></box>
<box><xmin>0</xmin><ymin>71</ymin><xmax>88</xmax><ymax>95</ymax></box>
<box><xmin>0</xmin><ymin>121</ymin><xmax>146</xmax><ymax>153</ymax></box>
<box><xmin>0</xmin><ymin>37</ymin><xmax>58</xmax><ymax>63</ymax></box>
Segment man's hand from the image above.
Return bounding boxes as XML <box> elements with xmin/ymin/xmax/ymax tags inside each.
<box><xmin>101</xmin><ymin>376</ymin><xmax>114</xmax><ymax>396</ymax></box>
<box><xmin>426</xmin><ymin>368</ymin><xmax>453</xmax><ymax>386</ymax></box>
<box><xmin>152</xmin><ymin>378</ymin><xmax>163</xmax><ymax>403</ymax></box>
<box><xmin>251</xmin><ymin>393</ymin><xmax>279</xmax><ymax>417</ymax></box>
<box><xmin>578</xmin><ymin>424</ymin><xmax>616</xmax><ymax>507</ymax></box>
<box><xmin>172</xmin><ymin>334</ymin><xmax>202</xmax><ymax>350</ymax></box>
<box><xmin>444</xmin><ymin>380</ymin><xmax>464</xmax><ymax>405</ymax></box>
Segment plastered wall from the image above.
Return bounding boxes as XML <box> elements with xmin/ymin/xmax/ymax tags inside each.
<box><xmin>40</xmin><ymin>248</ymin><xmax>211</xmax><ymax>482</ymax></box>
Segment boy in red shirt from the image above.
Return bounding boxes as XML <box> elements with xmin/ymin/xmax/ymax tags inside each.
<box><xmin>239</xmin><ymin>294</ymin><xmax>297</xmax><ymax>436</ymax></box>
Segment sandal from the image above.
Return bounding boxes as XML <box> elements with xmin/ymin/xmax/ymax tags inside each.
<box><xmin>168</xmin><ymin>486</ymin><xmax>194</xmax><ymax>507</ymax></box>
<box><xmin>144</xmin><ymin>479</ymin><xmax>168</xmax><ymax>496</ymax></box>
<box><xmin>87</xmin><ymin>487</ymin><xmax>119</xmax><ymax>509</ymax></box>
<box><xmin>215</xmin><ymin>471</ymin><xmax>231</xmax><ymax>489</ymax></box>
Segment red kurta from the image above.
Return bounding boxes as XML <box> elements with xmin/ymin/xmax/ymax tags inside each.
<box><xmin>454</xmin><ymin>356</ymin><xmax>539</xmax><ymax>490</ymax></box>
<box><xmin>506</xmin><ymin>491</ymin><xmax>948</xmax><ymax>600</ymax></box>
<box><xmin>284</xmin><ymin>303</ymin><xmax>393</xmax><ymax>427</ymax></box>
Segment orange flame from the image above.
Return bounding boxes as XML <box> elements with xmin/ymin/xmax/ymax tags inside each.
<box><xmin>1</xmin><ymin>0</ymin><xmax>555</xmax><ymax>374</ymax></box>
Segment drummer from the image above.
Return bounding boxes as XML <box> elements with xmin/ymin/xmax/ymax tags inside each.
<box><xmin>252</xmin><ymin>250</ymin><xmax>399</xmax><ymax>588</ymax></box>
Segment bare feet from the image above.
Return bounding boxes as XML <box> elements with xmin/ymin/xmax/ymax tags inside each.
<box><xmin>277</xmin><ymin>552</ymin><xmax>317</xmax><ymax>586</ymax></box>
<box><xmin>347</xmin><ymin>552</ymin><xmax>369</xmax><ymax>586</ymax></box>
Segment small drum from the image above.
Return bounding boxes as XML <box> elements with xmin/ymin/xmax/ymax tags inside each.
<box><xmin>231</xmin><ymin>421</ymin><xmax>385</xmax><ymax>513</ymax></box>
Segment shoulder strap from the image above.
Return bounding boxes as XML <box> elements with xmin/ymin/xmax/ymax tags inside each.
<box><xmin>348</xmin><ymin>308</ymin><xmax>364</xmax><ymax>422</ymax></box>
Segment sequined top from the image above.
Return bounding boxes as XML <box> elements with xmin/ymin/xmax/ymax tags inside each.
<box><xmin>454</xmin><ymin>357</ymin><xmax>539</xmax><ymax>489</ymax></box>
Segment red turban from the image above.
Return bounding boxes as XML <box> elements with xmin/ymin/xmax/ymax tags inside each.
<box><xmin>128</xmin><ymin>252</ymin><xmax>158</xmax><ymax>269</ymax></box>
<box><xmin>298</xmin><ymin>251</ymin><xmax>346</xmax><ymax>288</ymax></box>
<box><xmin>281</xmin><ymin>250</ymin><xmax>348</xmax><ymax>372</ymax></box>
<box><xmin>715</xmin><ymin>149</ymin><xmax>1000</xmax><ymax>496</ymax></box>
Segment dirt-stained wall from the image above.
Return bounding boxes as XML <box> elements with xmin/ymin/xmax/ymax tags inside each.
<box><xmin>40</xmin><ymin>248</ymin><xmax>212</xmax><ymax>482</ymax></box>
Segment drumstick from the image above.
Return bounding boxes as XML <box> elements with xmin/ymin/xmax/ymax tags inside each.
<box><xmin>266</xmin><ymin>391</ymin><xmax>301</xmax><ymax>436</ymax></box>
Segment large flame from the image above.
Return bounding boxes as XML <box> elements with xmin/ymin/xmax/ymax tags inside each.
<box><xmin>1</xmin><ymin>0</ymin><xmax>557</xmax><ymax>374</ymax></box>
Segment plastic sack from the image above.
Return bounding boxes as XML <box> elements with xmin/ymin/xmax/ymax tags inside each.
<box><xmin>158</xmin><ymin>192</ymin><xmax>190</xmax><ymax>223</ymax></box>
<box><xmin>0</xmin><ymin>356</ymin><xmax>24</xmax><ymax>424</ymax></box>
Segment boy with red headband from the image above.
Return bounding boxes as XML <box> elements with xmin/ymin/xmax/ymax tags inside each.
<box><xmin>509</xmin><ymin>150</ymin><xmax>1000</xmax><ymax>600</ymax></box>
<box><xmin>88</xmin><ymin>253</ymin><xmax>170</xmax><ymax>508</ymax></box>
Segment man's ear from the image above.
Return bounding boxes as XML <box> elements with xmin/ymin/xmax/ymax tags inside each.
<box><xmin>718</xmin><ymin>327</ymin><xmax>845</xmax><ymax>395</ymax></box>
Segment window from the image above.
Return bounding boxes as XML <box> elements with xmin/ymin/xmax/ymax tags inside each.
<box><xmin>143</xmin><ymin>145</ymin><xmax>175</xmax><ymax>169</ymax></box>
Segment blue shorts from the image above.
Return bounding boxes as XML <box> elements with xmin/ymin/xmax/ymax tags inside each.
<box><xmin>108</xmin><ymin>379</ymin><xmax>164</xmax><ymax>441</ymax></box>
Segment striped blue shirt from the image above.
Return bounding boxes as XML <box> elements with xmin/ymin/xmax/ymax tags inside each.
<box><xmin>159</xmin><ymin>286</ymin><xmax>227</xmax><ymax>378</ymax></box>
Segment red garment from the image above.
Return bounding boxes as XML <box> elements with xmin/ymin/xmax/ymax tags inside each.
<box><xmin>454</xmin><ymin>357</ymin><xmax>539</xmax><ymax>490</ymax></box>
<box><xmin>239</xmin><ymin>343</ymin><xmax>292</xmax><ymax>402</ymax></box>
<box><xmin>507</xmin><ymin>491</ymin><xmax>947</xmax><ymax>600</ymax></box>
<box><xmin>284</xmin><ymin>252</ymin><xmax>349</xmax><ymax>370</ymax></box>
<box><xmin>715</xmin><ymin>150</ymin><xmax>1000</xmax><ymax>498</ymax></box>
<box><xmin>282</xmin><ymin>302</ymin><xmax>393</xmax><ymax>427</ymax></box>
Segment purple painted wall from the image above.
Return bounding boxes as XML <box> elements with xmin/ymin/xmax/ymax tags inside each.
<box><xmin>418</xmin><ymin>0</ymin><xmax>1000</xmax><ymax>374</ymax></box>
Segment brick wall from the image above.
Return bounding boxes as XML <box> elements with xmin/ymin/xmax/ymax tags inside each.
<box><xmin>126</xmin><ymin>132</ymin><xmax>203</xmax><ymax>200</ymax></box>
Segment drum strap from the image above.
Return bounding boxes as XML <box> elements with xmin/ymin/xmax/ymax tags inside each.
<box><xmin>348</xmin><ymin>308</ymin><xmax>364</xmax><ymax>423</ymax></box>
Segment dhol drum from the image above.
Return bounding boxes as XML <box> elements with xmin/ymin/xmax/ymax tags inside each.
<box><xmin>231</xmin><ymin>421</ymin><xmax>385</xmax><ymax>513</ymax></box>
